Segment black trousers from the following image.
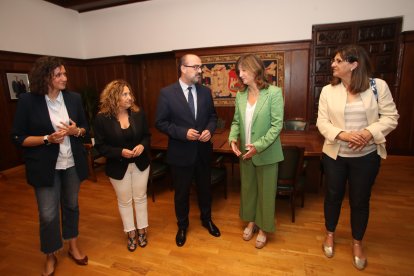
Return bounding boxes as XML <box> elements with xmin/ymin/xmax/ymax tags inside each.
<box><xmin>322</xmin><ymin>151</ymin><xmax>380</xmax><ymax>240</ymax></box>
<box><xmin>171</xmin><ymin>157</ymin><xmax>212</xmax><ymax>229</ymax></box>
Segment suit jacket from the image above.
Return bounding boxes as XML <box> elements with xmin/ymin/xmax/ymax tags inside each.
<box><xmin>11</xmin><ymin>91</ymin><xmax>89</xmax><ymax>187</ymax></box>
<box><xmin>94</xmin><ymin>110</ymin><xmax>150</xmax><ymax>180</ymax></box>
<box><xmin>228</xmin><ymin>85</ymin><xmax>284</xmax><ymax>165</ymax></box>
<box><xmin>317</xmin><ymin>78</ymin><xmax>399</xmax><ymax>159</ymax></box>
<box><xmin>155</xmin><ymin>81</ymin><xmax>217</xmax><ymax>166</ymax></box>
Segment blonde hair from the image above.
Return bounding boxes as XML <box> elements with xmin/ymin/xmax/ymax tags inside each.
<box><xmin>98</xmin><ymin>79</ymin><xmax>139</xmax><ymax>117</ymax></box>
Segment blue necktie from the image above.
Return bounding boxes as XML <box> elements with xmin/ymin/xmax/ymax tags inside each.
<box><xmin>188</xmin><ymin>86</ymin><xmax>195</xmax><ymax>118</ymax></box>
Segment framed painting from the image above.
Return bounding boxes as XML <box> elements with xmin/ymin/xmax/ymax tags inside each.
<box><xmin>6</xmin><ymin>72</ymin><xmax>30</xmax><ymax>100</ymax></box>
<box><xmin>200</xmin><ymin>52</ymin><xmax>284</xmax><ymax>106</ymax></box>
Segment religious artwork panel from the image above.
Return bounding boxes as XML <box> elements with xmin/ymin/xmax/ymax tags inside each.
<box><xmin>200</xmin><ymin>52</ymin><xmax>284</xmax><ymax>106</ymax></box>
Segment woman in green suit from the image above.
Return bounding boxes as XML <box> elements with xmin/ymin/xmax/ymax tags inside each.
<box><xmin>228</xmin><ymin>54</ymin><xmax>284</xmax><ymax>249</ymax></box>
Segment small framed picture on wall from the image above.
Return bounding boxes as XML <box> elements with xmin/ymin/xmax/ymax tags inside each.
<box><xmin>6</xmin><ymin>72</ymin><xmax>30</xmax><ymax>100</ymax></box>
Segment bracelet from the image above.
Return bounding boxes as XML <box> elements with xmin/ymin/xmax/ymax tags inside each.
<box><xmin>76</xmin><ymin>127</ymin><xmax>81</xmax><ymax>137</ymax></box>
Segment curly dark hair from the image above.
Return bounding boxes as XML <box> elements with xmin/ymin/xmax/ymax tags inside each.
<box><xmin>235</xmin><ymin>54</ymin><xmax>269</xmax><ymax>91</ymax></box>
<box><xmin>29</xmin><ymin>56</ymin><xmax>64</xmax><ymax>95</ymax></box>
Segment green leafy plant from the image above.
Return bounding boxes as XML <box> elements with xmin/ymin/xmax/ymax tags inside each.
<box><xmin>80</xmin><ymin>86</ymin><xmax>99</xmax><ymax>137</ymax></box>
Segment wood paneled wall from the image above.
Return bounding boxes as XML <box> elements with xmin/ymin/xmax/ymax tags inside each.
<box><xmin>174</xmin><ymin>41</ymin><xmax>311</xmax><ymax>128</ymax></box>
<box><xmin>0</xmin><ymin>52</ymin><xmax>86</xmax><ymax>170</ymax></box>
<box><xmin>391</xmin><ymin>31</ymin><xmax>414</xmax><ymax>154</ymax></box>
<box><xmin>1</xmin><ymin>36</ymin><xmax>413</xmax><ymax>170</ymax></box>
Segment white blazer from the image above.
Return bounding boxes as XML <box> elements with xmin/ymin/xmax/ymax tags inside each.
<box><xmin>316</xmin><ymin>78</ymin><xmax>399</xmax><ymax>159</ymax></box>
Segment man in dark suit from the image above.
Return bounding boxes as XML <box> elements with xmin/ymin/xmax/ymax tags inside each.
<box><xmin>155</xmin><ymin>54</ymin><xmax>220</xmax><ymax>247</ymax></box>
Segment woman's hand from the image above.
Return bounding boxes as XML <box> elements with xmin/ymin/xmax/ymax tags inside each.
<box><xmin>347</xmin><ymin>129</ymin><xmax>373</xmax><ymax>151</ymax></box>
<box><xmin>58</xmin><ymin>119</ymin><xmax>78</xmax><ymax>136</ymax></box>
<box><xmin>132</xmin><ymin>144</ymin><xmax>144</xmax><ymax>157</ymax></box>
<box><xmin>48</xmin><ymin>130</ymin><xmax>67</xmax><ymax>144</ymax></box>
<box><xmin>230</xmin><ymin>141</ymin><xmax>241</xmax><ymax>157</ymax></box>
<box><xmin>242</xmin><ymin>143</ymin><xmax>257</xmax><ymax>160</ymax></box>
<box><xmin>122</xmin><ymin>148</ymin><xmax>135</xmax><ymax>158</ymax></box>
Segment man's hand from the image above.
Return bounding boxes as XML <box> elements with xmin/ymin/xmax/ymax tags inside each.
<box><xmin>186</xmin><ymin>129</ymin><xmax>200</xmax><ymax>141</ymax></box>
<box><xmin>198</xmin><ymin>130</ymin><xmax>211</xmax><ymax>142</ymax></box>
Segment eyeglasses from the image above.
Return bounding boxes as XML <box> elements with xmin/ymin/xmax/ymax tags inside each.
<box><xmin>183</xmin><ymin>64</ymin><xmax>202</xmax><ymax>70</ymax></box>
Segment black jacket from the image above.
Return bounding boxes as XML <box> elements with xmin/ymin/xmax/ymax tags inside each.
<box><xmin>11</xmin><ymin>91</ymin><xmax>89</xmax><ymax>187</ymax></box>
<box><xmin>155</xmin><ymin>82</ymin><xmax>217</xmax><ymax>166</ymax></box>
<box><xmin>94</xmin><ymin>110</ymin><xmax>150</xmax><ymax>180</ymax></box>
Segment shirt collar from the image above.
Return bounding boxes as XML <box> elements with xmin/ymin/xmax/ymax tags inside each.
<box><xmin>179</xmin><ymin>79</ymin><xmax>194</xmax><ymax>92</ymax></box>
<box><xmin>45</xmin><ymin>91</ymin><xmax>63</xmax><ymax>103</ymax></box>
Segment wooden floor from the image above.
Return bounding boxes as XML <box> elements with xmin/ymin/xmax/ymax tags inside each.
<box><xmin>0</xmin><ymin>156</ymin><xmax>413</xmax><ymax>275</ymax></box>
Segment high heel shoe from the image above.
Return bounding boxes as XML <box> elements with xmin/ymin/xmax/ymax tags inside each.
<box><xmin>137</xmin><ymin>229</ymin><xmax>147</xmax><ymax>248</ymax></box>
<box><xmin>42</xmin><ymin>254</ymin><xmax>57</xmax><ymax>276</ymax></box>
<box><xmin>68</xmin><ymin>250</ymin><xmax>88</xmax><ymax>265</ymax></box>
<box><xmin>322</xmin><ymin>232</ymin><xmax>334</xmax><ymax>258</ymax></box>
<box><xmin>242</xmin><ymin>225</ymin><xmax>257</xmax><ymax>241</ymax></box>
<box><xmin>352</xmin><ymin>242</ymin><xmax>367</xmax><ymax>270</ymax></box>
<box><xmin>127</xmin><ymin>229</ymin><xmax>137</xmax><ymax>252</ymax></box>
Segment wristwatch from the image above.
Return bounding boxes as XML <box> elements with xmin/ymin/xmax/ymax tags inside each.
<box><xmin>43</xmin><ymin>135</ymin><xmax>50</xmax><ymax>145</ymax></box>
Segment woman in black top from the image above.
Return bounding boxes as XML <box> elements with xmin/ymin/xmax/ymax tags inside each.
<box><xmin>94</xmin><ymin>80</ymin><xmax>150</xmax><ymax>252</ymax></box>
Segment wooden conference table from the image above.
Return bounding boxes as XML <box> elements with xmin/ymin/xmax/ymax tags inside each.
<box><xmin>150</xmin><ymin>128</ymin><xmax>324</xmax><ymax>192</ymax></box>
<box><xmin>150</xmin><ymin>128</ymin><xmax>323</xmax><ymax>157</ymax></box>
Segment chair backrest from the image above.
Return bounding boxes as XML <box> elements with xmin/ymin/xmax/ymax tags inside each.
<box><xmin>217</xmin><ymin>118</ymin><xmax>226</xmax><ymax>129</ymax></box>
<box><xmin>283</xmin><ymin>118</ymin><xmax>308</xmax><ymax>131</ymax></box>
<box><xmin>277</xmin><ymin>145</ymin><xmax>305</xmax><ymax>187</ymax></box>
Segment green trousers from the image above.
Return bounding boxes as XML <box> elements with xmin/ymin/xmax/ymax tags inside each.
<box><xmin>239</xmin><ymin>159</ymin><xmax>278</xmax><ymax>233</ymax></box>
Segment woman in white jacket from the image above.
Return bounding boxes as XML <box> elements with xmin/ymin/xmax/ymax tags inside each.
<box><xmin>317</xmin><ymin>44</ymin><xmax>399</xmax><ymax>270</ymax></box>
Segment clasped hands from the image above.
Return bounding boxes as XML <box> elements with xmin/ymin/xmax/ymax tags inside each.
<box><xmin>230</xmin><ymin>141</ymin><xmax>257</xmax><ymax>160</ymax></box>
<box><xmin>122</xmin><ymin>144</ymin><xmax>144</xmax><ymax>159</ymax></box>
<box><xmin>48</xmin><ymin>119</ymin><xmax>80</xmax><ymax>144</ymax></box>
<box><xmin>340</xmin><ymin>129</ymin><xmax>373</xmax><ymax>151</ymax></box>
<box><xmin>186</xmin><ymin>128</ymin><xmax>211</xmax><ymax>142</ymax></box>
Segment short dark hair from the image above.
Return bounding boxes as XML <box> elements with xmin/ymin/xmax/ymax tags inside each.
<box><xmin>177</xmin><ymin>54</ymin><xmax>189</xmax><ymax>78</ymax></box>
<box><xmin>331</xmin><ymin>44</ymin><xmax>373</xmax><ymax>93</ymax></box>
<box><xmin>29</xmin><ymin>56</ymin><xmax>64</xmax><ymax>95</ymax></box>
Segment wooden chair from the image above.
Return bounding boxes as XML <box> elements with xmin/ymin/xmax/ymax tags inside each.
<box><xmin>84</xmin><ymin>137</ymin><xmax>106</xmax><ymax>182</ymax></box>
<box><xmin>148</xmin><ymin>151</ymin><xmax>169</xmax><ymax>202</ymax></box>
<box><xmin>210</xmin><ymin>154</ymin><xmax>227</xmax><ymax>199</ymax></box>
<box><xmin>277</xmin><ymin>145</ymin><xmax>305</xmax><ymax>222</ymax></box>
<box><xmin>283</xmin><ymin>118</ymin><xmax>308</xmax><ymax>131</ymax></box>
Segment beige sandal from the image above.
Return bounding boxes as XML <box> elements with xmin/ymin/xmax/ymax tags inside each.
<box><xmin>243</xmin><ymin>225</ymin><xmax>257</xmax><ymax>241</ymax></box>
<box><xmin>255</xmin><ymin>233</ymin><xmax>267</xmax><ymax>249</ymax></box>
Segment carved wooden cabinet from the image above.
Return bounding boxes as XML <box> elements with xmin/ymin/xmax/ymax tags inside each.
<box><xmin>309</xmin><ymin>17</ymin><xmax>402</xmax><ymax>124</ymax></box>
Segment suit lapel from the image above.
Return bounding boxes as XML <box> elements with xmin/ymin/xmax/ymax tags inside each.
<box><xmin>195</xmin><ymin>84</ymin><xmax>204</xmax><ymax>122</ymax></box>
<box><xmin>252</xmin><ymin>89</ymin><xmax>269</xmax><ymax>125</ymax></box>
<box><xmin>37</xmin><ymin>95</ymin><xmax>55</xmax><ymax>133</ymax></box>
<box><xmin>238</xmin><ymin>91</ymin><xmax>248</xmax><ymax>127</ymax></box>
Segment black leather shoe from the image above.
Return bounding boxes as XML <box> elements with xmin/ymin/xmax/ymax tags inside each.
<box><xmin>202</xmin><ymin>220</ymin><xmax>221</xmax><ymax>237</ymax></box>
<box><xmin>175</xmin><ymin>228</ymin><xmax>187</xmax><ymax>247</ymax></box>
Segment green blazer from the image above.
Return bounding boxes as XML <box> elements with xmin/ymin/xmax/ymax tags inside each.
<box><xmin>228</xmin><ymin>85</ymin><xmax>284</xmax><ymax>165</ymax></box>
